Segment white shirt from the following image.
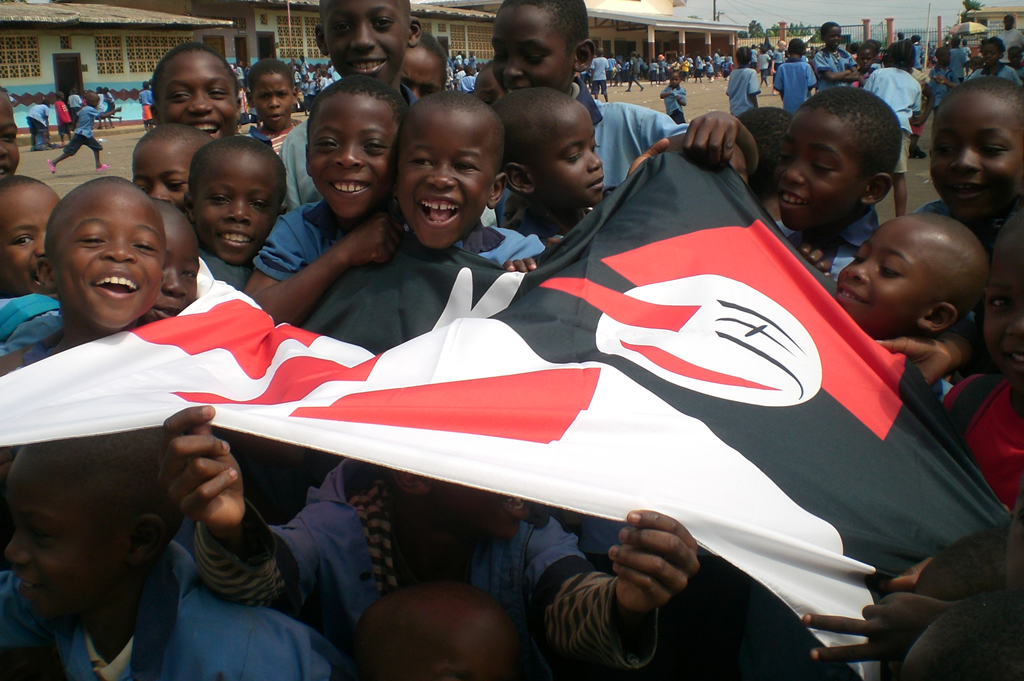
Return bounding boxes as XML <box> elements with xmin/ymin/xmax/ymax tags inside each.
<box><xmin>999</xmin><ymin>29</ymin><xmax>1024</xmax><ymax>60</ymax></box>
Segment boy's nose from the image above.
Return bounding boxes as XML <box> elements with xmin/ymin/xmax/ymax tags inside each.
<box><xmin>162</xmin><ymin>270</ymin><xmax>187</xmax><ymax>298</ymax></box>
<box><xmin>4</xmin><ymin>533</ymin><xmax>29</xmax><ymax>567</ymax></box>
<box><xmin>426</xmin><ymin>169</ymin><xmax>456</xmax><ymax>189</ymax></box>
<box><xmin>350</xmin><ymin>22</ymin><xmax>377</xmax><ymax>51</ymax></box>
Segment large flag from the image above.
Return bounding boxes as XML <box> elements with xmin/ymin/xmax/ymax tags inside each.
<box><xmin>0</xmin><ymin>154</ymin><xmax>1004</xmax><ymax>677</ymax></box>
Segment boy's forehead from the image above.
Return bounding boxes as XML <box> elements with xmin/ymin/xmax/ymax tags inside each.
<box><xmin>494</xmin><ymin>4</ymin><xmax>568</xmax><ymax>47</ymax></box>
<box><xmin>322</xmin><ymin>0</ymin><xmax>410</xmax><ymax>20</ymax></box>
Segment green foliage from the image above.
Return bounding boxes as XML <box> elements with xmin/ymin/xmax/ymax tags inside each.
<box><xmin>748</xmin><ymin>20</ymin><xmax>765</xmax><ymax>38</ymax></box>
<box><xmin>961</xmin><ymin>0</ymin><xmax>984</xmax><ymax>22</ymax></box>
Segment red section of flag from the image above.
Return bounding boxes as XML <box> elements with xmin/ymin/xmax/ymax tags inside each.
<box><xmin>176</xmin><ymin>355</ymin><xmax>379</xmax><ymax>405</ymax></box>
<box><xmin>598</xmin><ymin>221</ymin><xmax>905</xmax><ymax>439</ymax></box>
<box><xmin>541</xmin><ymin>278</ymin><xmax>699</xmax><ymax>331</ymax></box>
<box><xmin>133</xmin><ymin>300</ymin><xmax>321</xmax><ymax>379</ymax></box>
<box><xmin>620</xmin><ymin>341</ymin><xmax>778</xmax><ymax>391</ymax></box>
<box><xmin>291</xmin><ymin>368</ymin><xmax>601</xmax><ymax>444</ymax></box>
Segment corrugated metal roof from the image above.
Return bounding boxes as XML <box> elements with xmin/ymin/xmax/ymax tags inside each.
<box><xmin>201</xmin><ymin>0</ymin><xmax>494</xmax><ymax>18</ymax></box>
<box><xmin>0</xmin><ymin>3</ymin><xmax>232</xmax><ymax>29</ymax></box>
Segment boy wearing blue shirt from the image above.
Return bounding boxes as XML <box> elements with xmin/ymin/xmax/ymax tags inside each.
<box><xmin>813</xmin><ymin>22</ymin><xmax>856</xmax><ymax>91</ymax></box>
<box><xmin>590</xmin><ymin>48</ymin><xmax>609</xmax><ymax>102</ymax></box>
<box><xmin>660</xmin><ymin>69</ymin><xmax>687</xmax><ymax>124</ymax></box>
<box><xmin>1</xmin><ymin>429</ymin><xmax>350</xmax><ymax>680</ymax></box>
<box><xmin>25</xmin><ymin>98</ymin><xmax>52</xmax><ymax>152</ymax></box>
<box><xmin>929</xmin><ymin>47</ymin><xmax>956</xmax><ymax>110</ymax></box>
<box><xmin>774</xmin><ymin>39</ymin><xmax>817</xmax><ymax>113</ymax></box>
<box><xmin>726</xmin><ymin>46</ymin><xmax>759</xmax><ymax>116</ymax></box>
<box><xmin>46</xmin><ymin>92</ymin><xmax>112</xmax><ymax>174</ymax></box>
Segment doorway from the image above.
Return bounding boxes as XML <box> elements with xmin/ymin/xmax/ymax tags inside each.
<box><xmin>257</xmin><ymin>32</ymin><xmax>276</xmax><ymax>59</ymax></box>
<box><xmin>234</xmin><ymin>36</ymin><xmax>249</xmax><ymax>67</ymax></box>
<box><xmin>52</xmin><ymin>53</ymin><xmax>83</xmax><ymax>99</ymax></box>
<box><xmin>203</xmin><ymin>35</ymin><xmax>226</xmax><ymax>57</ymax></box>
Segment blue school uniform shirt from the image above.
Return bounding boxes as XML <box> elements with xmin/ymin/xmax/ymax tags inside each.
<box><xmin>929</xmin><ymin>65</ymin><xmax>955</xmax><ymax>107</ymax></box>
<box><xmin>591</xmin><ymin>56</ymin><xmax>609</xmax><ymax>80</ymax></box>
<box><xmin>0</xmin><ymin>295</ymin><xmax>61</xmax><ymax>356</ymax></box>
<box><xmin>774</xmin><ymin>59</ymin><xmax>817</xmax><ymax>113</ymax></box>
<box><xmin>458</xmin><ymin>74</ymin><xmax>477</xmax><ymax>92</ymax></box>
<box><xmin>0</xmin><ymin>542</ymin><xmax>352</xmax><ymax>681</ymax></box>
<box><xmin>864</xmin><ymin>67</ymin><xmax>921</xmax><ymax>133</ymax></box>
<box><xmin>967</xmin><ymin>63</ymin><xmax>1023</xmax><ymax>85</ymax></box>
<box><xmin>139</xmin><ymin>89</ymin><xmax>154</xmax><ymax>107</ymax></box>
<box><xmin>778</xmin><ymin>206</ymin><xmax>879</xmax><ymax>278</ymax></box>
<box><xmin>813</xmin><ymin>48</ymin><xmax>853</xmax><ymax>91</ymax></box>
<box><xmin>661</xmin><ymin>84</ymin><xmax>686</xmax><ymax>115</ymax></box>
<box><xmin>725</xmin><ymin>66</ymin><xmax>759</xmax><ymax>116</ymax></box>
<box><xmin>26</xmin><ymin>104</ymin><xmax>49</xmax><ymax>125</ymax></box>
<box><xmin>74</xmin><ymin>106</ymin><xmax>102</xmax><ymax>137</ymax></box>
<box><xmin>949</xmin><ymin>47</ymin><xmax>969</xmax><ymax>81</ymax></box>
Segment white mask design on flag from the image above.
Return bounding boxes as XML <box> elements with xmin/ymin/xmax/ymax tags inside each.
<box><xmin>595</xmin><ymin>274</ymin><xmax>822</xmax><ymax>407</ymax></box>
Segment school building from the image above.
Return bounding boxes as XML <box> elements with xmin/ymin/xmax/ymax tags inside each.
<box><xmin>0</xmin><ymin>3</ymin><xmax>230</xmax><ymax>130</ymax></box>
<box><xmin>963</xmin><ymin>5</ymin><xmax>1024</xmax><ymax>32</ymax></box>
<box><xmin>412</xmin><ymin>0</ymin><xmax>743</xmax><ymax>62</ymax></box>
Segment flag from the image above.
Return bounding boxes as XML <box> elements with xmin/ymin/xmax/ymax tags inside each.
<box><xmin>0</xmin><ymin>154</ymin><xmax>1004</xmax><ymax>675</ymax></box>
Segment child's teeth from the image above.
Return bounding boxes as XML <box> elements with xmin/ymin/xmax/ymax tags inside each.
<box><xmin>221</xmin><ymin>233</ymin><xmax>251</xmax><ymax>243</ymax></box>
<box><xmin>97</xmin><ymin>276</ymin><xmax>138</xmax><ymax>290</ymax></box>
<box><xmin>332</xmin><ymin>182</ymin><xmax>366</xmax><ymax>193</ymax></box>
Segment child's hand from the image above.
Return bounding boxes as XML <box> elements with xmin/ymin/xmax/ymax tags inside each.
<box><xmin>159</xmin><ymin>406</ymin><xmax>245</xmax><ymax>550</ymax></box>
<box><xmin>879</xmin><ymin>557</ymin><xmax>933</xmax><ymax>593</ymax></box>
<box><xmin>802</xmin><ymin>593</ymin><xmax>952</xmax><ymax>662</ymax></box>
<box><xmin>338</xmin><ymin>213</ymin><xmax>403</xmax><ymax>268</ymax></box>
<box><xmin>681</xmin><ymin>111</ymin><xmax>752</xmax><ymax>169</ymax></box>
<box><xmin>877</xmin><ymin>337</ymin><xmax>955</xmax><ymax>385</ymax></box>
<box><xmin>797</xmin><ymin>243</ymin><xmax>833</xmax><ymax>276</ymax></box>
<box><xmin>611</xmin><ymin>511</ymin><xmax>700</xmax><ymax>618</ymax></box>
<box><xmin>502</xmin><ymin>257</ymin><xmax>537</xmax><ymax>273</ymax></box>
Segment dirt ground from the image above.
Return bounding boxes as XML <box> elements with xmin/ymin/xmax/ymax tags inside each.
<box><xmin>17</xmin><ymin>75</ymin><xmax>939</xmax><ymax>221</ymax></box>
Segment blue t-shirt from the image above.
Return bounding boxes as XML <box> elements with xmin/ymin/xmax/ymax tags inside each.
<box><xmin>139</xmin><ymin>89</ymin><xmax>154</xmax><ymax>106</ymax></box>
<box><xmin>774</xmin><ymin>59</ymin><xmax>817</xmax><ymax>113</ymax></box>
<box><xmin>458</xmin><ymin>74</ymin><xmax>477</xmax><ymax>92</ymax></box>
<box><xmin>661</xmin><ymin>84</ymin><xmax>686</xmax><ymax>115</ymax></box>
<box><xmin>929</xmin><ymin>66</ymin><xmax>955</xmax><ymax>107</ymax></box>
<box><xmin>26</xmin><ymin>104</ymin><xmax>48</xmax><ymax>124</ymax></box>
<box><xmin>813</xmin><ymin>48</ymin><xmax>853</xmax><ymax>91</ymax></box>
<box><xmin>725</xmin><ymin>67</ymin><xmax>759</xmax><ymax>116</ymax></box>
<box><xmin>73</xmin><ymin>105</ymin><xmax>102</xmax><ymax>137</ymax></box>
<box><xmin>949</xmin><ymin>47</ymin><xmax>969</xmax><ymax>81</ymax></box>
<box><xmin>591</xmin><ymin>56</ymin><xmax>609</xmax><ymax>80</ymax></box>
<box><xmin>967</xmin><ymin>63</ymin><xmax>1023</xmax><ymax>85</ymax></box>
<box><xmin>779</xmin><ymin>206</ymin><xmax>880</xmax><ymax>278</ymax></box>
<box><xmin>864</xmin><ymin>67</ymin><xmax>921</xmax><ymax>133</ymax></box>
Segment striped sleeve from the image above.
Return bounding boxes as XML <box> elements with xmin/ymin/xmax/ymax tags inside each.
<box><xmin>193</xmin><ymin>507</ymin><xmax>287</xmax><ymax>607</ymax></box>
<box><xmin>543</xmin><ymin>572</ymin><xmax>657</xmax><ymax>669</ymax></box>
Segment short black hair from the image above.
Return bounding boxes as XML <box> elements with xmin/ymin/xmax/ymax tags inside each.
<box><xmin>497</xmin><ymin>0</ymin><xmax>590</xmax><ymax>53</ymax></box>
<box><xmin>18</xmin><ymin>429</ymin><xmax>183</xmax><ymax>546</ymax></box>
<box><xmin>188</xmin><ymin>136</ymin><xmax>286</xmax><ymax>206</ymax></box>
<box><xmin>418</xmin><ymin>32</ymin><xmax>449</xmax><ymax>63</ymax></box>
<box><xmin>788</xmin><ymin>38</ymin><xmax>807</xmax><ymax>56</ymax></box>
<box><xmin>902</xmin><ymin>591</ymin><xmax>1024</xmax><ymax>681</ymax></box>
<box><xmin>939</xmin><ymin>75</ymin><xmax>1024</xmax><ymax>127</ymax></box>
<box><xmin>982</xmin><ymin>36</ymin><xmax>1007</xmax><ymax>55</ymax></box>
<box><xmin>246</xmin><ymin>58</ymin><xmax>295</xmax><ymax>92</ymax></box>
<box><xmin>401</xmin><ymin>91</ymin><xmax>504</xmax><ymax>171</ymax></box>
<box><xmin>737</xmin><ymin>107</ymin><xmax>793</xmax><ymax>202</ymax></box>
<box><xmin>45</xmin><ymin>177</ymin><xmax>158</xmax><ymax>258</ymax></box>
<box><xmin>0</xmin><ymin>175</ymin><xmax>53</xmax><ymax>203</ymax></box>
<box><xmin>492</xmin><ymin>87</ymin><xmax>578</xmax><ymax>166</ymax></box>
<box><xmin>736</xmin><ymin>46</ymin><xmax>752</xmax><ymax>65</ymax></box>
<box><xmin>307</xmin><ymin>75</ymin><xmax>409</xmax><ymax>144</ymax></box>
<box><xmin>798</xmin><ymin>87</ymin><xmax>902</xmax><ymax>177</ymax></box>
<box><xmin>820</xmin><ymin>21</ymin><xmax>840</xmax><ymax>38</ymax></box>
<box><xmin>152</xmin><ymin>42</ymin><xmax>238</xmax><ymax>105</ymax></box>
<box><xmin>915</xmin><ymin>526</ymin><xmax>1009</xmax><ymax>601</ymax></box>
<box><xmin>133</xmin><ymin>123</ymin><xmax>211</xmax><ymax>164</ymax></box>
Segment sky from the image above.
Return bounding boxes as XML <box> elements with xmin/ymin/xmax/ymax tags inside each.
<box><xmin>681</xmin><ymin>0</ymin><xmax>969</xmax><ymax>31</ymax></box>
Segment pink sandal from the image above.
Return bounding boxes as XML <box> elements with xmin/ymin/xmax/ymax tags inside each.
<box><xmin>46</xmin><ymin>159</ymin><xmax>56</xmax><ymax>174</ymax></box>
<box><xmin>96</xmin><ymin>164</ymin><xmax>110</xmax><ymax>172</ymax></box>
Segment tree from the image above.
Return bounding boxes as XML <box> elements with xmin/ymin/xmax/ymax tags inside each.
<box><xmin>961</xmin><ymin>0</ymin><xmax>984</xmax><ymax>22</ymax></box>
<box><xmin>737</xmin><ymin>30</ymin><xmax>749</xmax><ymax>38</ymax></box>
<box><xmin>747</xmin><ymin>20</ymin><xmax>765</xmax><ymax>38</ymax></box>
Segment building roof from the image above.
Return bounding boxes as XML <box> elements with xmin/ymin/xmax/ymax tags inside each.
<box><xmin>0</xmin><ymin>3</ymin><xmax>232</xmax><ymax>29</ymax></box>
<box><xmin>196</xmin><ymin>0</ymin><xmax>492</xmax><ymax>16</ymax></box>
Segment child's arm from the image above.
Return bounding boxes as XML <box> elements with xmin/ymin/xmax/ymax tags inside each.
<box><xmin>247</xmin><ymin>213</ymin><xmax>403</xmax><ymax>326</ymax></box>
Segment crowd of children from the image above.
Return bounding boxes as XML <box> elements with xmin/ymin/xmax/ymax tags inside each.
<box><xmin>0</xmin><ymin>0</ymin><xmax>1023</xmax><ymax>677</ymax></box>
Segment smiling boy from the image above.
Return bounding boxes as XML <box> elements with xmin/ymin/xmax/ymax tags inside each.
<box><xmin>0</xmin><ymin>94</ymin><xmax>18</xmax><ymax>179</ymax></box>
<box><xmin>132</xmin><ymin>124</ymin><xmax>211</xmax><ymax>212</ymax></box>
<box><xmin>139</xmin><ymin>201</ymin><xmax>200</xmax><ymax>326</ymax></box>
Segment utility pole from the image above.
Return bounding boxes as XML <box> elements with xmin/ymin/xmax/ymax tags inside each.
<box><xmin>713</xmin><ymin>0</ymin><xmax>718</xmax><ymax>21</ymax></box>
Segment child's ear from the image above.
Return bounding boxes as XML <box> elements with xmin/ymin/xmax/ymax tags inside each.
<box><xmin>391</xmin><ymin>471</ymin><xmax>432</xmax><ymax>496</ymax></box>
<box><xmin>408</xmin><ymin>18</ymin><xmax>422</xmax><ymax>49</ymax></box>
<box><xmin>504</xmin><ymin>163</ymin><xmax>535</xmax><ymax>197</ymax></box>
<box><xmin>860</xmin><ymin>172</ymin><xmax>893</xmax><ymax>206</ymax></box>
<box><xmin>126</xmin><ymin>514</ymin><xmax>166</xmax><ymax>567</ymax></box>
<box><xmin>36</xmin><ymin>256</ymin><xmax>55</xmax><ymax>293</ymax></box>
<box><xmin>184</xmin><ymin>192</ymin><xmax>196</xmax><ymax>225</ymax></box>
<box><xmin>487</xmin><ymin>171</ymin><xmax>507</xmax><ymax>210</ymax></box>
<box><xmin>917</xmin><ymin>302</ymin><xmax>959</xmax><ymax>336</ymax></box>
<box><xmin>573</xmin><ymin>39</ymin><xmax>596</xmax><ymax>73</ymax></box>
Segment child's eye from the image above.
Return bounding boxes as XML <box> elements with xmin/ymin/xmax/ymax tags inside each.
<box><xmin>981</xmin><ymin>145</ymin><xmax>1008</xmax><ymax>155</ymax></box>
<box><xmin>11</xmin><ymin>235</ymin><xmax>33</xmax><ymax>246</ymax></box>
<box><xmin>183</xmin><ymin>269</ymin><xmax>198</xmax><ymax>279</ymax></box>
<box><xmin>251</xmin><ymin>200</ymin><xmax>270</xmax><ymax>210</ymax></box>
<box><xmin>454</xmin><ymin>162</ymin><xmax>477</xmax><ymax>172</ymax></box>
<box><xmin>372</xmin><ymin>17</ymin><xmax>394</xmax><ymax>30</ymax></box>
<box><xmin>987</xmin><ymin>295</ymin><xmax>1012</xmax><ymax>308</ymax></box>
<box><xmin>880</xmin><ymin>267</ymin><xmax>899</xmax><ymax>277</ymax></box>
<box><xmin>330</xmin><ymin>21</ymin><xmax>351</xmax><ymax>33</ymax></box>
<box><xmin>567</xmin><ymin>153</ymin><xmax>582</xmax><ymax>163</ymax></box>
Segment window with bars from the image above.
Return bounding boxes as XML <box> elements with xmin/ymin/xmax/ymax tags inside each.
<box><xmin>60</xmin><ymin>36</ymin><xmax>72</xmax><ymax>50</ymax></box>
<box><xmin>126</xmin><ymin>34</ymin><xmax>192</xmax><ymax>73</ymax></box>
<box><xmin>232</xmin><ymin>17</ymin><xmax>247</xmax><ymax>30</ymax></box>
<box><xmin>260</xmin><ymin>13</ymin><xmax>268</xmax><ymax>25</ymax></box>
<box><xmin>304</xmin><ymin>15</ymin><xmax>320</xmax><ymax>53</ymax></box>
<box><xmin>420</xmin><ymin>20</ymin><xmax>433</xmax><ymax>33</ymax></box>
<box><xmin>449</xmin><ymin>24</ymin><xmax>466</xmax><ymax>54</ymax></box>
<box><xmin>466</xmin><ymin>23</ymin><xmax>494</xmax><ymax>58</ymax></box>
<box><xmin>437</xmin><ymin>23</ymin><xmax>447</xmax><ymax>32</ymax></box>
<box><xmin>0</xmin><ymin>35</ymin><xmax>41</xmax><ymax>79</ymax></box>
<box><xmin>94</xmin><ymin>35</ymin><xmax>125</xmax><ymax>75</ymax></box>
<box><xmin>276</xmin><ymin>13</ymin><xmax>306</xmax><ymax>59</ymax></box>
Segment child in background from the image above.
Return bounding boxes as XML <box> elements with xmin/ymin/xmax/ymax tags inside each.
<box><xmin>246</xmin><ymin>58</ymin><xmax>300</xmax><ymax>154</ymax></box>
<box><xmin>458</xmin><ymin>64</ymin><xmax>478</xmax><ymax>93</ymax></box>
<box><xmin>493</xmin><ymin>88</ymin><xmax>604</xmax><ymax>240</ymax></box>
<box><xmin>132</xmin><ymin>123</ymin><xmax>211</xmax><ymax>212</ymax></box>
<box><xmin>1009</xmin><ymin>46</ymin><xmax>1024</xmax><ymax>81</ymax></box>
<box><xmin>401</xmin><ymin>33</ymin><xmax>448</xmax><ymax>100</ymax></box>
<box><xmin>246</xmin><ymin>77</ymin><xmax>406</xmax><ymax>326</ymax></box>
<box><xmin>968</xmin><ymin>54</ymin><xmax>984</xmax><ymax>76</ymax></box>
<box><xmin>53</xmin><ymin>92</ymin><xmax>72</xmax><ymax>146</ymax></box>
<box><xmin>776</xmin><ymin>87</ymin><xmax>902</xmax><ymax>278</ymax></box>
<box><xmin>660</xmin><ymin>68</ymin><xmax>687</xmax><ymax>124</ymax></box>
<box><xmin>834</xmin><ymin>213</ymin><xmax>989</xmax><ymax>342</ymax></box>
<box><xmin>186</xmin><ymin>136</ymin><xmax>285</xmax><ymax>291</ymax></box>
<box><xmin>814</xmin><ymin>21</ymin><xmax>856</xmax><ymax>91</ymax></box>
<box><xmin>929</xmin><ymin>47</ymin><xmax>956</xmax><ymax>111</ymax></box>
<box><xmin>774</xmin><ymin>39</ymin><xmax>817</xmax><ymax>114</ymax></box>
<box><xmin>152</xmin><ymin>42</ymin><xmax>240</xmax><ymax>139</ymax></box>
<box><xmin>737</xmin><ymin>107</ymin><xmax>792</xmax><ymax>222</ymax></box>
<box><xmin>0</xmin><ymin>429</ymin><xmax>351</xmax><ymax>680</ymax></box>
<box><xmin>278</xmin><ymin>0</ymin><xmax>422</xmax><ymax>210</ymax></box>
<box><xmin>0</xmin><ymin>178</ymin><xmax>164</xmax><ymax>377</ymax></box>
<box><xmin>355</xmin><ymin>583</ymin><xmax>520</xmax><ymax>681</ymax></box>
<box><xmin>25</xmin><ymin>97</ymin><xmax>51</xmax><ymax>152</ymax></box>
<box><xmin>865</xmin><ymin>39</ymin><xmax>925</xmax><ymax>216</ymax></box>
<box><xmin>949</xmin><ymin>36</ymin><xmax>969</xmax><ymax>82</ymax></box>
<box><xmin>725</xmin><ymin>46</ymin><xmax>759</xmax><ymax>116</ymax></box>
<box><xmin>0</xmin><ymin>177</ymin><xmax>61</xmax><ymax>355</ymax></box>
<box><xmin>474</xmin><ymin>62</ymin><xmax>505</xmax><ymax>105</ymax></box>
<box><xmin>968</xmin><ymin>37</ymin><xmax>1022</xmax><ymax>84</ymax></box>
<box><xmin>139</xmin><ymin>200</ymin><xmax>200</xmax><ymax>325</ymax></box>
<box><xmin>941</xmin><ymin>217</ymin><xmax>1024</xmax><ymax>509</ymax></box>
<box><xmin>852</xmin><ymin>40</ymin><xmax>881</xmax><ymax>86</ymax></box>
<box><xmin>139</xmin><ymin>80</ymin><xmax>155</xmax><ymax>132</ymax></box>
<box><xmin>46</xmin><ymin>91</ymin><xmax>113</xmax><ymax>174</ymax></box>
<box><xmin>0</xmin><ymin>93</ymin><xmax>18</xmax><ymax>178</ymax></box>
